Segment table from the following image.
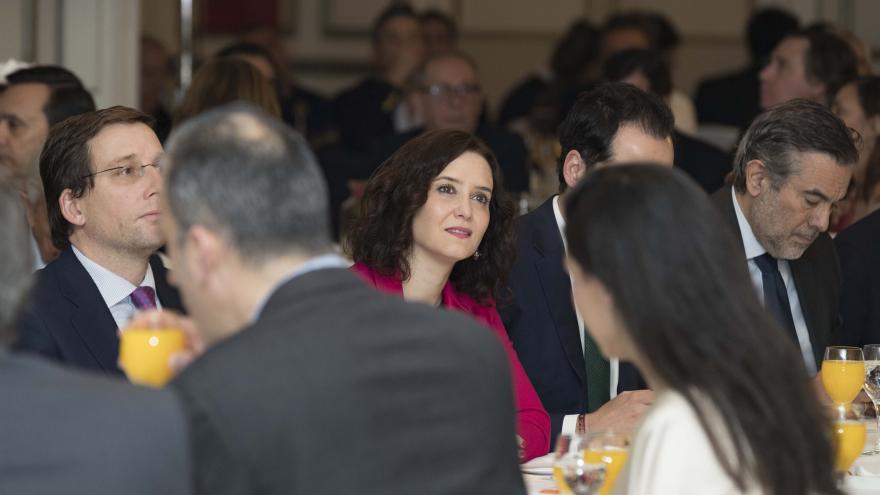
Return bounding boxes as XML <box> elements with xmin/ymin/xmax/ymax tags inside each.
<box><xmin>521</xmin><ymin>423</ymin><xmax>880</xmax><ymax>495</ymax></box>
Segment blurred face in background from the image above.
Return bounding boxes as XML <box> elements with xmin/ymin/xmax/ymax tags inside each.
<box><xmin>601</xmin><ymin>27</ymin><xmax>650</xmax><ymax>59</ymax></box>
<box><xmin>374</xmin><ymin>15</ymin><xmax>425</xmax><ymax>78</ymax></box>
<box><xmin>419</xmin><ymin>56</ymin><xmax>482</xmax><ymax>133</ymax></box>
<box><xmin>0</xmin><ymin>83</ymin><xmax>50</xmax><ymax>184</ymax></box>
<box><xmin>834</xmin><ymin>82</ymin><xmax>880</xmax><ymax>167</ymax></box>
<box><xmin>760</xmin><ymin>36</ymin><xmax>825</xmax><ymax>109</ymax></box>
<box><xmin>422</xmin><ymin>18</ymin><xmax>456</xmax><ymax>57</ymax></box>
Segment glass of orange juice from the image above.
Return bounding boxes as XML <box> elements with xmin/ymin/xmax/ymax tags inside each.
<box><xmin>833</xmin><ymin>419</ymin><xmax>867</xmax><ymax>474</ymax></box>
<box><xmin>118</xmin><ymin>325</ymin><xmax>186</xmax><ymax>387</ymax></box>
<box><xmin>584</xmin><ymin>431</ymin><xmax>630</xmax><ymax>495</ymax></box>
<box><xmin>822</xmin><ymin>347</ymin><xmax>865</xmax><ymax>420</ymax></box>
<box><xmin>552</xmin><ymin>433</ymin><xmax>606</xmax><ymax>495</ymax></box>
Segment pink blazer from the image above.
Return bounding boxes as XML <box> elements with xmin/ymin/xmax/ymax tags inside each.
<box><xmin>352</xmin><ymin>262</ymin><xmax>551</xmax><ymax>461</ymax></box>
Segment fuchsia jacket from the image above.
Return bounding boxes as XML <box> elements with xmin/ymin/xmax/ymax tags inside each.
<box><xmin>352</xmin><ymin>262</ymin><xmax>551</xmax><ymax>461</ymax></box>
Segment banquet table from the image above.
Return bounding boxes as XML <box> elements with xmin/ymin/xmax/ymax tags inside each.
<box><xmin>521</xmin><ymin>422</ymin><xmax>880</xmax><ymax>494</ymax></box>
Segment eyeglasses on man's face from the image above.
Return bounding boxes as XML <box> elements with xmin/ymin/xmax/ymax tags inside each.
<box><xmin>421</xmin><ymin>83</ymin><xmax>482</xmax><ymax>100</ymax></box>
<box><xmin>81</xmin><ymin>163</ymin><xmax>162</xmax><ymax>184</ymax></box>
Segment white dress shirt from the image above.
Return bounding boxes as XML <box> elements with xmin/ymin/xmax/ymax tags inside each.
<box><xmin>553</xmin><ymin>195</ymin><xmax>620</xmax><ymax>434</ymax></box>
<box><xmin>730</xmin><ymin>188</ymin><xmax>817</xmax><ymax>374</ymax></box>
<box><xmin>71</xmin><ymin>245</ymin><xmax>161</xmax><ymax>330</ymax></box>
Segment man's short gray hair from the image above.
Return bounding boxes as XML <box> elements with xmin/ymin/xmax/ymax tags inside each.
<box><xmin>731</xmin><ymin>99</ymin><xmax>858</xmax><ymax>192</ymax></box>
<box><xmin>163</xmin><ymin>103</ymin><xmax>332</xmax><ymax>261</ymax></box>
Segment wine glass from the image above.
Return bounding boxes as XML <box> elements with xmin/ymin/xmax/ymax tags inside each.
<box><xmin>862</xmin><ymin>344</ymin><xmax>880</xmax><ymax>454</ymax></box>
<box><xmin>833</xmin><ymin>408</ymin><xmax>867</xmax><ymax>476</ymax></box>
<box><xmin>552</xmin><ymin>433</ymin><xmax>606</xmax><ymax>495</ymax></box>
<box><xmin>583</xmin><ymin>431</ymin><xmax>630</xmax><ymax>495</ymax></box>
<box><xmin>822</xmin><ymin>347</ymin><xmax>866</xmax><ymax>419</ymax></box>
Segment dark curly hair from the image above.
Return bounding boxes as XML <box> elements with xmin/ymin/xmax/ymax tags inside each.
<box><xmin>347</xmin><ymin>129</ymin><xmax>516</xmax><ymax>304</ymax></box>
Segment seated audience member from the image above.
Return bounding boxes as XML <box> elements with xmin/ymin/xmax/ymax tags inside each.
<box><xmin>333</xmin><ymin>3</ymin><xmax>425</xmax><ymax>152</ymax></box>
<box><xmin>695</xmin><ymin>8</ymin><xmax>799</xmax><ymax>131</ymax></box>
<box><xmin>217</xmin><ymin>39</ymin><xmax>335</xmax><ymax>147</ymax></box>
<box><xmin>0</xmin><ymin>171</ymin><xmax>191</xmax><ymax>495</ymax></box>
<box><xmin>152</xmin><ymin>103</ymin><xmax>526</xmax><ymax>495</ymax></box>
<box><xmin>362</xmin><ymin>51</ymin><xmax>529</xmax><ymax>195</ymax></box>
<box><xmin>347</xmin><ymin>129</ymin><xmax>550</xmax><ymax>461</ymax></box>
<box><xmin>600</xmin><ymin>11</ymin><xmax>697</xmax><ymax>136</ymax></box>
<box><xmin>713</xmin><ymin>100</ymin><xmax>857</xmax><ymax>374</ymax></box>
<box><xmin>499</xmin><ymin>83</ymin><xmax>670</xmax><ymax>444</ymax></box>
<box><xmin>831</xmin><ymin>76</ymin><xmax>880</xmax><ymax>231</ymax></box>
<box><xmin>564</xmin><ymin>164</ymin><xmax>838</xmax><ymax>494</ymax></box>
<box><xmin>16</xmin><ymin>107</ymin><xmax>184</xmax><ymax>375</ymax></box>
<box><xmin>420</xmin><ymin>9</ymin><xmax>458</xmax><ymax>57</ymax></box>
<box><xmin>604</xmin><ymin>48</ymin><xmax>732</xmax><ymax>192</ymax></box>
<box><xmin>498</xmin><ymin>20</ymin><xmax>599</xmax><ymax>129</ymax></box>
<box><xmin>174</xmin><ymin>58</ymin><xmax>281</xmax><ymax>125</ymax></box>
<box><xmin>0</xmin><ymin>65</ymin><xmax>96</xmax><ymax>266</ymax></box>
<box><xmin>760</xmin><ymin>28</ymin><xmax>858</xmax><ymax>110</ymax></box>
<box><xmin>140</xmin><ymin>36</ymin><xmax>175</xmax><ymax>142</ymax></box>
<box><xmin>836</xmin><ymin>207</ymin><xmax>880</xmax><ymax>346</ymax></box>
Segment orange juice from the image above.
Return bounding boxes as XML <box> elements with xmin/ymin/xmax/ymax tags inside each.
<box><xmin>118</xmin><ymin>328</ymin><xmax>185</xmax><ymax>387</ymax></box>
<box><xmin>833</xmin><ymin>421</ymin><xmax>867</xmax><ymax>473</ymax></box>
<box><xmin>552</xmin><ymin>465</ymin><xmax>573</xmax><ymax>495</ymax></box>
<box><xmin>822</xmin><ymin>360</ymin><xmax>866</xmax><ymax>405</ymax></box>
<box><xmin>584</xmin><ymin>448</ymin><xmax>628</xmax><ymax>495</ymax></box>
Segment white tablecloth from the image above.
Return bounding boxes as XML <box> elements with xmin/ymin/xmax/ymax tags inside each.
<box><xmin>522</xmin><ymin>423</ymin><xmax>880</xmax><ymax>494</ymax></box>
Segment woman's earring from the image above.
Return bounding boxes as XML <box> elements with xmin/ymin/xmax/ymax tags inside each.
<box><xmin>473</xmin><ymin>250</ymin><xmax>482</xmax><ymax>260</ymax></box>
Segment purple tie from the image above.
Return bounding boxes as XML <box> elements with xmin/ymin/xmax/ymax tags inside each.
<box><xmin>130</xmin><ymin>286</ymin><xmax>157</xmax><ymax>310</ymax></box>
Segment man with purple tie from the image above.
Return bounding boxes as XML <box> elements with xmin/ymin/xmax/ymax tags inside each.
<box><xmin>16</xmin><ymin>106</ymin><xmax>184</xmax><ymax>376</ymax></box>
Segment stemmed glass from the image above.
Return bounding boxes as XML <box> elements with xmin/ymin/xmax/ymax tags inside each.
<box><xmin>822</xmin><ymin>346</ymin><xmax>866</xmax><ymax>420</ymax></box>
<box><xmin>552</xmin><ymin>433</ymin><xmax>606</xmax><ymax>495</ymax></box>
<box><xmin>862</xmin><ymin>344</ymin><xmax>880</xmax><ymax>455</ymax></box>
<box><xmin>584</xmin><ymin>431</ymin><xmax>630</xmax><ymax>495</ymax></box>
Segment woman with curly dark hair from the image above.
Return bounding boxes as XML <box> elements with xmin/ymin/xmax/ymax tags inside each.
<box><xmin>347</xmin><ymin>129</ymin><xmax>550</xmax><ymax>461</ymax></box>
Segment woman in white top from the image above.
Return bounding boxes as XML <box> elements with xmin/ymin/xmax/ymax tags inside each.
<box><xmin>562</xmin><ymin>165</ymin><xmax>839</xmax><ymax>495</ymax></box>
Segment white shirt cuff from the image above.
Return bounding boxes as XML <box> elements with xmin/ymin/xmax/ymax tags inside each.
<box><xmin>561</xmin><ymin>414</ymin><xmax>580</xmax><ymax>436</ymax></box>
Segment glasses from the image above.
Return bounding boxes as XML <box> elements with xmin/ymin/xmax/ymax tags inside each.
<box><xmin>82</xmin><ymin>163</ymin><xmax>161</xmax><ymax>183</ymax></box>
<box><xmin>421</xmin><ymin>83</ymin><xmax>481</xmax><ymax>100</ymax></box>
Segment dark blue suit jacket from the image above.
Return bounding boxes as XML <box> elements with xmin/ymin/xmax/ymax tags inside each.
<box><xmin>15</xmin><ymin>247</ymin><xmax>184</xmax><ymax>376</ymax></box>
<box><xmin>498</xmin><ymin>198</ymin><xmax>645</xmax><ymax>442</ymax></box>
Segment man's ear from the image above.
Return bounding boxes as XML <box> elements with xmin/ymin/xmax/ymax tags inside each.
<box><xmin>59</xmin><ymin>189</ymin><xmax>86</xmax><ymax>227</ymax></box>
<box><xmin>562</xmin><ymin>150</ymin><xmax>587</xmax><ymax>189</ymax></box>
<box><xmin>743</xmin><ymin>159</ymin><xmax>771</xmax><ymax>197</ymax></box>
<box><xmin>185</xmin><ymin>225</ymin><xmax>226</xmax><ymax>287</ymax></box>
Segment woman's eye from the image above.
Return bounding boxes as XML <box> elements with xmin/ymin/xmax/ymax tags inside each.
<box><xmin>472</xmin><ymin>193</ymin><xmax>490</xmax><ymax>204</ymax></box>
<box><xmin>438</xmin><ymin>184</ymin><xmax>454</xmax><ymax>194</ymax></box>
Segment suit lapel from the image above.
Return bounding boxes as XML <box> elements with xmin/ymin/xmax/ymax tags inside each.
<box><xmin>530</xmin><ymin>200</ymin><xmax>586</xmax><ymax>385</ymax></box>
<box><xmin>56</xmin><ymin>249</ymin><xmax>122</xmax><ymax>374</ymax></box>
<box><xmin>788</xmin><ymin>254</ymin><xmax>824</xmax><ymax>365</ymax></box>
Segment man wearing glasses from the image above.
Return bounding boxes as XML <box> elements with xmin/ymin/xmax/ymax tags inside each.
<box><xmin>15</xmin><ymin>106</ymin><xmax>184</xmax><ymax>376</ymax></box>
<box><xmin>361</xmin><ymin>51</ymin><xmax>529</xmax><ymax>195</ymax></box>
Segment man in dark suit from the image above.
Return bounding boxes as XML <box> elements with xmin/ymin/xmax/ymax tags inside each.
<box><xmin>16</xmin><ymin>106</ymin><xmax>184</xmax><ymax>376</ymax></box>
<box><xmin>150</xmin><ymin>103</ymin><xmax>524</xmax><ymax>495</ymax></box>
<box><xmin>0</xmin><ymin>171</ymin><xmax>191</xmax><ymax>494</ymax></box>
<box><xmin>712</xmin><ymin>99</ymin><xmax>857</xmax><ymax>373</ymax></box>
<box><xmin>836</xmin><ymin>209</ymin><xmax>880</xmax><ymax>346</ymax></box>
<box><xmin>499</xmin><ymin>83</ymin><xmax>671</xmax><ymax>443</ymax></box>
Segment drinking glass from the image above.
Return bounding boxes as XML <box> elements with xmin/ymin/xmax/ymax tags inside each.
<box><xmin>862</xmin><ymin>344</ymin><xmax>880</xmax><ymax>454</ymax></box>
<box><xmin>552</xmin><ymin>433</ymin><xmax>606</xmax><ymax>495</ymax></box>
<box><xmin>822</xmin><ymin>347</ymin><xmax>866</xmax><ymax>419</ymax></box>
<box><xmin>583</xmin><ymin>431</ymin><xmax>630</xmax><ymax>495</ymax></box>
<box><xmin>833</xmin><ymin>418</ymin><xmax>867</xmax><ymax>475</ymax></box>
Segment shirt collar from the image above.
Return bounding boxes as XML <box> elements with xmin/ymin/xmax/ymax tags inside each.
<box><xmin>249</xmin><ymin>253</ymin><xmax>351</xmax><ymax>323</ymax></box>
<box><xmin>551</xmin><ymin>195</ymin><xmax>568</xmax><ymax>253</ymax></box>
<box><xmin>730</xmin><ymin>187</ymin><xmax>766</xmax><ymax>260</ymax></box>
<box><xmin>71</xmin><ymin>245</ymin><xmax>156</xmax><ymax>307</ymax></box>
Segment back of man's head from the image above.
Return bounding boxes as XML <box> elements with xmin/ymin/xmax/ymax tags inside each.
<box><xmin>799</xmin><ymin>29</ymin><xmax>858</xmax><ymax>105</ymax></box>
<box><xmin>7</xmin><ymin>65</ymin><xmax>84</xmax><ymax>88</ymax></box>
<box><xmin>732</xmin><ymin>99</ymin><xmax>857</xmax><ymax>192</ymax></box>
<box><xmin>557</xmin><ymin>82</ymin><xmax>674</xmax><ymax>192</ymax></box>
<box><xmin>0</xmin><ymin>170</ymin><xmax>33</xmax><ymax>344</ymax></box>
<box><xmin>747</xmin><ymin>8</ymin><xmax>799</xmax><ymax>65</ymax></box>
<box><xmin>164</xmin><ymin>103</ymin><xmax>331</xmax><ymax>261</ymax></box>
